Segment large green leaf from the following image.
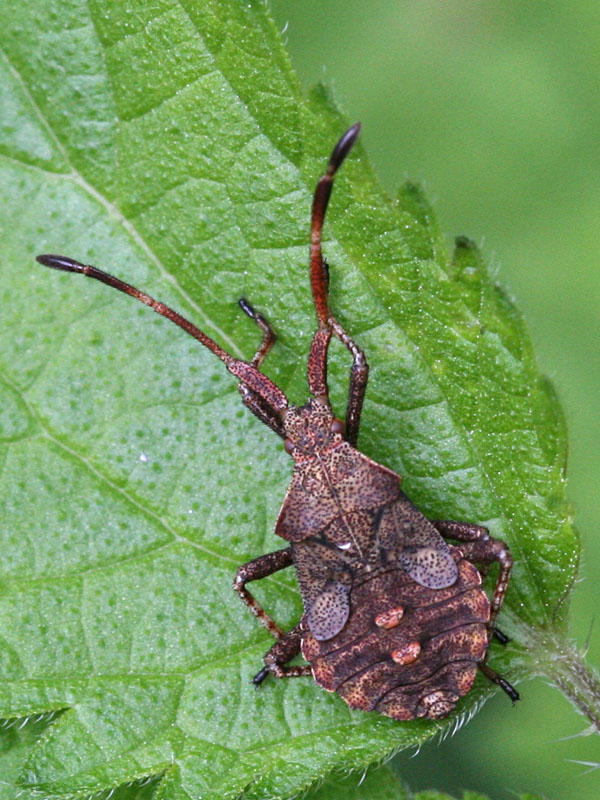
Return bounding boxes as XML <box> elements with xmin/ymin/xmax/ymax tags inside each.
<box><xmin>0</xmin><ymin>0</ymin><xmax>590</xmax><ymax>798</ymax></box>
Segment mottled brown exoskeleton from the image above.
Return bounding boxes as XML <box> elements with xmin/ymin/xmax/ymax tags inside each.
<box><xmin>36</xmin><ymin>124</ymin><xmax>519</xmax><ymax>720</ymax></box>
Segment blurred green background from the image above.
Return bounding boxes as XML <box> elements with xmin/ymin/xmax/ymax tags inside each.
<box><xmin>270</xmin><ymin>1</ymin><xmax>600</xmax><ymax>798</ymax></box>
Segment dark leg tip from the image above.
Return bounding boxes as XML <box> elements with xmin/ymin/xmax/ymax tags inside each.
<box><xmin>252</xmin><ymin>666</ymin><xmax>270</xmax><ymax>687</ymax></box>
<box><xmin>499</xmin><ymin>678</ymin><xmax>520</xmax><ymax>704</ymax></box>
<box><xmin>479</xmin><ymin>661</ymin><xmax>519</xmax><ymax>704</ymax></box>
<box><xmin>239</xmin><ymin>298</ymin><xmax>257</xmax><ymax>319</ymax></box>
<box><xmin>36</xmin><ymin>254</ymin><xmax>85</xmax><ymax>273</ymax></box>
<box><xmin>493</xmin><ymin>628</ymin><xmax>510</xmax><ymax>646</ymax></box>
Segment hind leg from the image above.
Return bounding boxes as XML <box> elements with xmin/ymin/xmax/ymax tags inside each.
<box><xmin>431</xmin><ymin>520</ymin><xmax>512</xmax><ymax>631</ymax></box>
<box><xmin>431</xmin><ymin>520</ymin><xmax>519</xmax><ymax>704</ymax></box>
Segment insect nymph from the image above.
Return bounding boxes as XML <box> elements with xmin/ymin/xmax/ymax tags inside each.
<box><xmin>36</xmin><ymin>124</ymin><xmax>518</xmax><ymax>720</ymax></box>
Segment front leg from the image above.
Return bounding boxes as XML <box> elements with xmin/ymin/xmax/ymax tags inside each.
<box><xmin>233</xmin><ymin>547</ymin><xmax>293</xmax><ymax>640</ymax></box>
<box><xmin>431</xmin><ymin>520</ymin><xmax>512</xmax><ymax>634</ymax></box>
<box><xmin>236</xmin><ymin>299</ymin><xmax>286</xmax><ymax>439</ymax></box>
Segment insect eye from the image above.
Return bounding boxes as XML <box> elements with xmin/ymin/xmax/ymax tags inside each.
<box><xmin>330</xmin><ymin>418</ymin><xmax>345</xmax><ymax>435</ymax></box>
<box><xmin>284</xmin><ymin>438</ymin><xmax>295</xmax><ymax>454</ymax></box>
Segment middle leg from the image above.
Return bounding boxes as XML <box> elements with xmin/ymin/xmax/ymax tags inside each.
<box><xmin>253</xmin><ymin>623</ymin><xmax>311</xmax><ymax>685</ymax></box>
<box><xmin>233</xmin><ymin>547</ymin><xmax>294</xmax><ymax>640</ymax></box>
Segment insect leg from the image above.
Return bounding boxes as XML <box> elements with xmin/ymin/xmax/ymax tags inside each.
<box><xmin>431</xmin><ymin>520</ymin><xmax>512</xmax><ymax>632</ymax></box>
<box><xmin>237</xmin><ymin>299</ymin><xmax>285</xmax><ymax>438</ymax></box>
<box><xmin>306</xmin><ymin>265</ymin><xmax>369</xmax><ymax>444</ymax></box>
<box><xmin>329</xmin><ymin>316</ymin><xmax>369</xmax><ymax>447</ymax></box>
<box><xmin>479</xmin><ymin>662</ymin><xmax>520</xmax><ymax>704</ymax></box>
<box><xmin>253</xmin><ymin>623</ymin><xmax>311</xmax><ymax>685</ymax></box>
<box><xmin>238</xmin><ymin>388</ymin><xmax>286</xmax><ymax>438</ymax></box>
<box><xmin>432</xmin><ymin>520</ymin><xmax>519</xmax><ymax>704</ymax></box>
<box><xmin>493</xmin><ymin>628</ymin><xmax>510</xmax><ymax>646</ymax></box>
<box><xmin>233</xmin><ymin>547</ymin><xmax>294</xmax><ymax>640</ymax></box>
<box><xmin>238</xmin><ymin>298</ymin><xmax>276</xmax><ymax>369</ymax></box>
<box><xmin>307</xmin><ymin>290</ymin><xmax>369</xmax><ymax>445</ymax></box>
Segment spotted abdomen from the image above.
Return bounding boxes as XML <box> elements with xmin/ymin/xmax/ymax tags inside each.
<box><xmin>301</xmin><ymin>547</ymin><xmax>490</xmax><ymax>720</ymax></box>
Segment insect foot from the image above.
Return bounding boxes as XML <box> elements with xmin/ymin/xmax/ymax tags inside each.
<box><xmin>36</xmin><ymin>123</ymin><xmax>518</xmax><ymax>721</ymax></box>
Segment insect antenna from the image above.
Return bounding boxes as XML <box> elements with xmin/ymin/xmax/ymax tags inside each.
<box><xmin>306</xmin><ymin>125</ymin><xmax>369</xmax><ymax>445</ymax></box>
<box><xmin>35</xmin><ymin>254</ymin><xmax>289</xmax><ymax>413</ymax></box>
<box><xmin>310</xmin><ymin>122</ymin><xmax>361</xmax><ymax>325</ymax></box>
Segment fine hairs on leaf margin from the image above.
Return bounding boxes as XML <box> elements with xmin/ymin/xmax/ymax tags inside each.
<box><xmin>0</xmin><ymin>710</ymin><xmax>59</xmax><ymax>730</ymax></box>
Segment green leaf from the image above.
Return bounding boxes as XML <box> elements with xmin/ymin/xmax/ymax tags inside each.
<box><xmin>0</xmin><ymin>0</ymin><xmax>590</xmax><ymax>798</ymax></box>
<box><xmin>413</xmin><ymin>793</ymin><xmax>549</xmax><ymax>800</ymax></box>
<box><xmin>0</xmin><ymin>716</ymin><xmax>58</xmax><ymax>800</ymax></box>
<box><xmin>303</xmin><ymin>765</ymin><xmax>408</xmax><ymax>800</ymax></box>
<box><xmin>299</xmin><ymin>764</ymin><xmax>552</xmax><ymax>800</ymax></box>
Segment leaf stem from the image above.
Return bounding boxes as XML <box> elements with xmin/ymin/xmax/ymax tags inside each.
<box><xmin>537</xmin><ymin>630</ymin><xmax>600</xmax><ymax>730</ymax></box>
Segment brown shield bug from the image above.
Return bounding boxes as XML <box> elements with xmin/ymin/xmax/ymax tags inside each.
<box><xmin>36</xmin><ymin>123</ymin><xmax>519</xmax><ymax>720</ymax></box>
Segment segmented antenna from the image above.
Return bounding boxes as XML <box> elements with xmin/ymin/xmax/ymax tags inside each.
<box><xmin>310</xmin><ymin>122</ymin><xmax>361</xmax><ymax>325</ymax></box>
<box><xmin>35</xmin><ymin>254</ymin><xmax>289</xmax><ymax>412</ymax></box>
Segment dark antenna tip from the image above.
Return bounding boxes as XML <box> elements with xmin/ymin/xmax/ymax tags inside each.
<box><xmin>329</xmin><ymin>122</ymin><xmax>361</xmax><ymax>173</ymax></box>
<box><xmin>36</xmin><ymin>254</ymin><xmax>86</xmax><ymax>273</ymax></box>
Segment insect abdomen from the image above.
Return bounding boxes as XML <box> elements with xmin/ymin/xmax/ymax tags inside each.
<box><xmin>302</xmin><ymin>549</ymin><xmax>490</xmax><ymax>720</ymax></box>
